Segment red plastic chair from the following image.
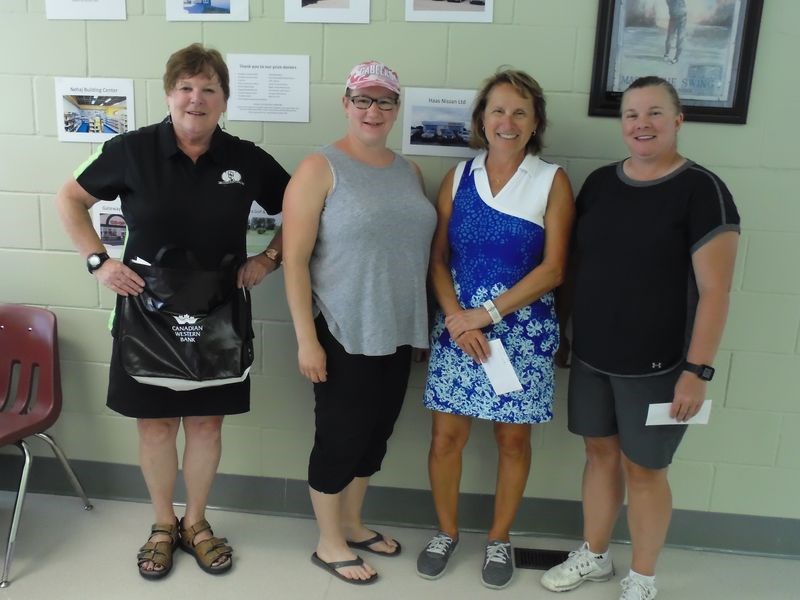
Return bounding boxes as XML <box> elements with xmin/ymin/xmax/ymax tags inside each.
<box><xmin>0</xmin><ymin>304</ymin><xmax>93</xmax><ymax>588</ymax></box>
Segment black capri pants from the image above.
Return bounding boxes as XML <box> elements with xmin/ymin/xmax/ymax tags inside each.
<box><xmin>308</xmin><ymin>315</ymin><xmax>412</xmax><ymax>494</ymax></box>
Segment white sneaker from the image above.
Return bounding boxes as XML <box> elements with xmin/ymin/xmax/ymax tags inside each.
<box><xmin>619</xmin><ymin>576</ymin><xmax>658</xmax><ymax>600</ymax></box>
<box><xmin>540</xmin><ymin>542</ymin><xmax>614</xmax><ymax>592</ymax></box>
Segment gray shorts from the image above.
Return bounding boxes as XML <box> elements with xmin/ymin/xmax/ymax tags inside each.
<box><xmin>567</xmin><ymin>358</ymin><xmax>687</xmax><ymax>469</ymax></box>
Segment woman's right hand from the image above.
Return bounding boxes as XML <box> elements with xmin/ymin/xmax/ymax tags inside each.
<box><xmin>298</xmin><ymin>340</ymin><xmax>327</xmax><ymax>383</ymax></box>
<box><xmin>453</xmin><ymin>329</ymin><xmax>490</xmax><ymax>364</ymax></box>
<box><xmin>95</xmin><ymin>259</ymin><xmax>145</xmax><ymax>296</ymax></box>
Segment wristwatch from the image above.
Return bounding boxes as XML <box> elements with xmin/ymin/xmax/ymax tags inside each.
<box><xmin>482</xmin><ymin>299</ymin><xmax>502</xmax><ymax>325</ymax></box>
<box><xmin>263</xmin><ymin>247</ymin><xmax>281</xmax><ymax>266</ymax></box>
<box><xmin>86</xmin><ymin>252</ymin><xmax>110</xmax><ymax>274</ymax></box>
<box><xmin>683</xmin><ymin>361</ymin><xmax>714</xmax><ymax>381</ymax></box>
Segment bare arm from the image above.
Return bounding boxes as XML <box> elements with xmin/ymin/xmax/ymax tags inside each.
<box><xmin>236</xmin><ymin>225</ymin><xmax>283</xmax><ymax>289</ymax></box>
<box><xmin>444</xmin><ymin>168</ymin><xmax>575</xmax><ymax>337</ymax></box>
<box><xmin>670</xmin><ymin>230</ymin><xmax>739</xmax><ymax>421</ymax></box>
<box><xmin>54</xmin><ymin>178</ymin><xmax>143</xmax><ymax>296</ymax></box>
<box><xmin>281</xmin><ymin>153</ymin><xmax>331</xmax><ymax>383</ymax></box>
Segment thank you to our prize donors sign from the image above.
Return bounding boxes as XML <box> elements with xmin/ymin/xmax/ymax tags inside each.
<box><xmin>227</xmin><ymin>55</ymin><xmax>310</xmax><ymax>123</ymax></box>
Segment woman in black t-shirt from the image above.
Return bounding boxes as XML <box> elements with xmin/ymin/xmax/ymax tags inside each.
<box><xmin>541</xmin><ymin>77</ymin><xmax>739</xmax><ymax>600</ymax></box>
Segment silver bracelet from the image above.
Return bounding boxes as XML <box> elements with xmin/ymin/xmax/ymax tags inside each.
<box><xmin>482</xmin><ymin>299</ymin><xmax>502</xmax><ymax>325</ymax></box>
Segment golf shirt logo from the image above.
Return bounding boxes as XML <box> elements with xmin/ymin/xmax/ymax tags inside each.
<box><xmin>219</xmin><ymin>169</ymin><xmax>244</xmax><ymax>185</ymax></box>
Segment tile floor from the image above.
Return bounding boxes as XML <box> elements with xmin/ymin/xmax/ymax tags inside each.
<box><xmin>1</xmin><ymin>492</ymin><xmax>798</xmax><ymax>600</ymax></box>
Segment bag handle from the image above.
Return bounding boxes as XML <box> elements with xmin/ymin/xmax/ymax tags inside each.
<box><xmin>153</xmin><ymin>245</ymin><xmax>203</xmax><ymax>270</ymax></box>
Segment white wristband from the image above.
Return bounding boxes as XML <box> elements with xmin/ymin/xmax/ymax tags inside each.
<box><xmin>483</xmin><ymin>299</ymin><xmax>502</xmax><ymax>325</ymax></box>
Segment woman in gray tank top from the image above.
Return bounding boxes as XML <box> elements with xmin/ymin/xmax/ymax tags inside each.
<box><xmin>282</xmin><ymin>61</ymin><xmax>436</xmax><ymax>585</ymax></box>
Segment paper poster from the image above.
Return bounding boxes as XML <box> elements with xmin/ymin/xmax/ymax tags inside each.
<box><xmin>402</xmin><ymin>87</ymin><xmax>478</xmax><ymax>158</ymax></box>
<box><xmin>166</xmin><ymin>0</ymin><xmax>249</xmax><ymax>22</ymax></box>
<box><xmin>284</xmin><ymin>0</ymin><xmax>370</xmax><ymax>24</ymax></box>
<box><xmin>45</xmin><ymin>0</ymin><xmax>126</xmax><ymax>20</ymax></box>
<box><xmin>55</xmin><ymin>77</ymin><xmax>135</xmax><ymax>143</ymax></box>
<box><xmin>227</xmin><ymin>54</ymin><xmax>310</xmax><ymax>123</ymax></box>
<box><xmin>405</xmin><ymin>0</ymin><xmax>493</xmax><ymax>23</ymax></box>
<box><xmin>90</xmin><ymin>199</ymin><xmax>126</xmax><ymax>259</ymax></box>
<box><xmin>246</xmin><ymin>202</ymin><xmax>281</xmax><ymax>257</ymax></box>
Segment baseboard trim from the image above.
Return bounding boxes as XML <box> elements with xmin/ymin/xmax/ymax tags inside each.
<box><xmin>1</xmin><ymin>454</ymin><xmax>797</xmax><ymax>558</ymax></box>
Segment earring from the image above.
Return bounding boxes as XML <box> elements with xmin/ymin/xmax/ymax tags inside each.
<box><xmin>532</xmin><ymin>129</ymin><xmax>536</xmax><ymax>136</ymax></box>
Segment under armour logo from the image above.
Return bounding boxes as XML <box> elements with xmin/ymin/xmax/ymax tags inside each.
<box><xmin>652</xmin><ymin>362</ymin><xmax>662</xmax><ymax>369</ymax></box>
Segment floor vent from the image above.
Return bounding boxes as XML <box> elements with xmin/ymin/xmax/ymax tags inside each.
<box><xmin>514</xmin><ymin>547</ymin><xmax>570</xmax><ymax>570</ymax></box>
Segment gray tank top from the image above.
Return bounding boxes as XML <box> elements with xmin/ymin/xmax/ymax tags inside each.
<box><xmin>311</xmin><ymin>144</ymin><xmax>436</xmax><ymax>355</ymax></box>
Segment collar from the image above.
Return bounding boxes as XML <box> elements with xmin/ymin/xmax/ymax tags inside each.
<box><xmin>469</xmin><ymin>150</ymin><xmax>539</xmax><ymax>176</ymax></box>
<box><xmin>157</xmin><ymin>117</ymin><xmax>228</xmax><ymax>164</ymax></box>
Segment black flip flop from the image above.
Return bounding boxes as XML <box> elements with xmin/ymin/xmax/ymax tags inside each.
<box><xmin>346</xmin><ymin>531</ymin><xmax>402</xmax><ymax>557</ymax></box>
<box><xmin>311</xmin><ymin>552</ymin><xmax>379</xmax><ymax>585</ymax></box>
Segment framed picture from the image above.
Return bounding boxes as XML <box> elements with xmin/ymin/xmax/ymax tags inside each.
<box><xmin>405</xmin><ymin>0</ymin><xmax>493</xmax><ymax>23</ymax></box>
<box><xmin>284</xmin><ymin>0</ymin><xmax>370</xmax><ymax>24</ymax></box>
<box><xmin>166</xmin><ymin>0</ymin><xmax>249</xmax><ymax>22</ymax></box>
<box><xmin>589</xmin><ymin>0</ymin><xmax>763</xmax><ymax>124</ymax></box>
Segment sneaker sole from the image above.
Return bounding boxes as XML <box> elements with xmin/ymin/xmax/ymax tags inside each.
<box><xmin>540</xmin><ymin>567</ymin><xmax>615</xmax><ymax>592</ymax></box>
<box><xmin>416</xmin><ymin>542</ymin><xmax>459</xmax><ymax>580</ymax></box>
<box><xmin>481</xmin><ymin>574</ymin><xmax>513</xmax><ymax>590</ymax></box>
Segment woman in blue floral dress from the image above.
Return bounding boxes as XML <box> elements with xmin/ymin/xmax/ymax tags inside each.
<box><xmin>417</xmin><ymin>69</ymin><xmax>574</xmax><ymax>589</ymax></box>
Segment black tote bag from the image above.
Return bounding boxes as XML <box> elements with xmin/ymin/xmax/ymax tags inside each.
<box><xmin>119</xmin><ymin>247</ymin><xmax>254</xmax><ymax>391</ymax></box>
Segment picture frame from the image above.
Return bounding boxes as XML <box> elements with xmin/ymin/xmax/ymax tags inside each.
<box><xmin>588</xmin><ymin>0</ymin><xmax>763</xmax><ymax>124</ymax></box>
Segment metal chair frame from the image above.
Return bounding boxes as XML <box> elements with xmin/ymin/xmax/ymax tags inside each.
<box><xmin>0</xmin><ymin>304</ymin><xmax>93</xmax><ymax>588</ymax></box>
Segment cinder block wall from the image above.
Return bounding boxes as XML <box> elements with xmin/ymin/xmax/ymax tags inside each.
<box><xmin>1</xmin><ymin>0</ymin><xmax>798</xmax><ymax>523</ymax></box>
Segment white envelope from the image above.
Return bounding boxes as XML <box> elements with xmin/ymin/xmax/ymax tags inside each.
<box><xmin>645</xmin><ymin>400</ymin><xmax>712</xmax><ymax>426</ymax></box>
<box><xmin>481</xmin><ymin>339</ymin><xmax>523</xmax><ymax>396</ymax></box>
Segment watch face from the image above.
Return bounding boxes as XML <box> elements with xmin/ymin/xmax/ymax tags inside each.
<box><xmin>88</xmin><ymin>255</ymin><xmax>101</xmax><ymax>267</ymax></box>
<box><xmin>701</xmin><ymin>366</ymin><xmax>715</xmax><ymax>380</ymax></box>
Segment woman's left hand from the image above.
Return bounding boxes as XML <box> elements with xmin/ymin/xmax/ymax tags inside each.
<box><xmin>237</xmin><ymin>253</ymin><xmax>278</xmax><ymax>289</ymax></box>
<box><xmin>669</xmin><ymin>370</ymin><xmax>706</xmax><ymax>422</ymax></box>
<box><xmin>445</xmin><ymin>307</ymin><xmax>492</xmax><ymax>340</ymax></box>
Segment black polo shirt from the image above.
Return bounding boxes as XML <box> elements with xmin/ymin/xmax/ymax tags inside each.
<box><xmin>76</xmin><ymin>118</ymin><xmax>289</xmax><ymax>269</ymax></box>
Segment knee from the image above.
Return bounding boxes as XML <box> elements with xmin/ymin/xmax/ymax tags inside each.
<box><xmin>430</xmin><ymin>428</ymin><xmax>469</xmax><ymax>459</ymax></box>
<box><xmin>622</xmin><ymin>457</ymin><xmax>666</xmax><ymax>490</ymax></box>
<box><xmin>137</xmin><ymin>418</ymin><xmax>180</xmax><ymax>444</ymax></box>
<box><xmin>585</xmin><ymin>437</ymin><xmax>621</xmax><ymax>470</ymax></box>
<box><xmin>183</xmin><ymin>416</ymin><xmax>223</xmax><ymax>443</ymax></box>
<box><xmin>494</xmin><ymin>429</ymin><xmax>531</xmax><ymax>460</ymax></box>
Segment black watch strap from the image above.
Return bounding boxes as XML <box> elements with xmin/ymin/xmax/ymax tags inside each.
<box><xmin>683</xmin><ymin>361</ymin><xmax>714</xmax><ymax>381</ymax></box>
<box><xmin>86</xmin><ymin>252</ymin><xmax>110</xmax><ymax>274</ymax></box>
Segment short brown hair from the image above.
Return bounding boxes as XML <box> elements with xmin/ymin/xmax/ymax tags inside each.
<box><xmin>470</xmin><ymin>68</ymin><xmax>547</xmax><ymax>155</ymax></box>
<box><xmin>622</xmin><ymin>76</ymin><xmax>682</xmax><ymax>115</ymax></box>
<box><xmin>163</xmin><ymin>43</ymin><xmax>230</xmax><ymax>100</ymax></box>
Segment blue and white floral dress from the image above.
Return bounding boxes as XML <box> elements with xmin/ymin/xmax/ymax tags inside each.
<box><xmin>424</xmin><ymin>151</ymin><xmax>560</xmax><ymax>424</ymax></box>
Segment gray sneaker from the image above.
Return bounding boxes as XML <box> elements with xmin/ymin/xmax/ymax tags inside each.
<box><xmin>416</xmin><ymin>532</ymin><xmax>458</xmax><ymax>579</ymax></box>
<box><xmin>481</xmin><ymin>540</ymin><xmax>513</xmax><ymax>589</ymax></box>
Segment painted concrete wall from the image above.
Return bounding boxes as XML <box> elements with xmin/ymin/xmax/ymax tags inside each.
<box><xmin>1</xmin><ymin>0</ymin><xmax>798</xmax><ymax>521</ymax></box>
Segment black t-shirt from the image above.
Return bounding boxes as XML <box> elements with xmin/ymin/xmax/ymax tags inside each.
<box><xmin>572</xmin><ymin>160</ymin><xmax>740</xmax><ymax>376</ymax></box>
<box><xmin>76</xmin><ymin>118</ymin><xmax>289</xmax><ymax>269</ymax></box>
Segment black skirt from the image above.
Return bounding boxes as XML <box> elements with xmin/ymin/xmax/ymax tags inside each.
<box><xmin>106</xmin><ymin>339</ymin><xmax>250</xmax><ymax>418</ymax></box>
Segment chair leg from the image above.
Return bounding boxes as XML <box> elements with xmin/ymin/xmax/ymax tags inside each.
<box><xmin>34</xmin><ymin>433</ymin><xmax>93</xmax><ymax>511</ymax></box>
<box><xmin>1</xmin><ymin>440</ymin><xmax>33</xmax><ymax>588</ymax></box>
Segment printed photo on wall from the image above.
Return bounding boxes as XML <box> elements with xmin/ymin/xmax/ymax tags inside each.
<box><xmin>402</xmin><ymin>87</ymin><xmax>478</xmax><ymax>158</ymax></box>
<box><xmin>227</xmin><ymin>54</ymin><xmax>310</xmax><ymax>122</ymax></box>
<box><xmin>55</xmin><ymin>77</ymin><xmax>135</xmax><ymax>143</ymax></box>
<box><xmin>246</xmin><ymin>202</ymin><xmax>282</xmax><ymax>257</ymax></box>
<box><xmin>405</xmin><ymin>0</ymin><xmax>493</xmax><ymax>23</ymax></box>
<box><xmin>91</xmin><ymin>200</ymin><xmax>126</xmax><ymax>258</ymax></box>
<box><xmin>45</xmin><ymin>0</ymin><xmax>126</xmax><ymax>20</ymax></box>
<box><xmin>166</xmin><ymin>0</ymin><xmax>249</xmax><ymax>21</ymax></box>
<box><xmin>285</xmin><ymin>0</ymin><xmax>369</xmax><ymax>23</ymax></box>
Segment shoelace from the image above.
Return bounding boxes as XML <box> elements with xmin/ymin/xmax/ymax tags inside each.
<box><xmin>620</xmin><ymin>576</ymin><xmax>655</xmax><ymax>600</ymax></box>
<box><xmin>563</xmin><ymin>547</ymin><xmax>594</xmax><ymax>572</ymax></box>
<box><xmin>484</xmin><ymin>542</ymin><xmax>511</xmax><ymax>566</ymax></box>
<box><xmin>425</xmin><ymin>534</ymin><xmax>454</xmax><ymax>556</ymax></box>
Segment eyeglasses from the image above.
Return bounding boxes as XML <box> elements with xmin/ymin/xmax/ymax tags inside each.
<box><xmin>348</xmin><ymin>95</ymin><xmax>398</xmax><ymax>111</ymax></box>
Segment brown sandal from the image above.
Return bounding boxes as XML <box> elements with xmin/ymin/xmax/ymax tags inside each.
<box><xmin>179</xmin><ymin>517</ymin><xmax>233</xmax><ymax>575</ymax></box>
<box><xmin>137</xmin><ymin>520</ymin><xmax>179</xmax><ymax>580</ymax></box>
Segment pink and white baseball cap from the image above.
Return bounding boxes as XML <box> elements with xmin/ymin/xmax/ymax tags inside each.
<box><xmin>345</xmin><ymin>61</ymin><xmax>400</xmax><ymax>95</ymax></box>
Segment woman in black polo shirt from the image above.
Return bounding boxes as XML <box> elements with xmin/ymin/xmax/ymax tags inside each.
<box><xmin>540</xmin><ymin>77</ymin><xmax>739</xmax><ymax>600</ymax></box>
<box><xmin>55</xmin><ymin>44</ymin><xmax>289</xmax><ymax>579</ymax></box>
